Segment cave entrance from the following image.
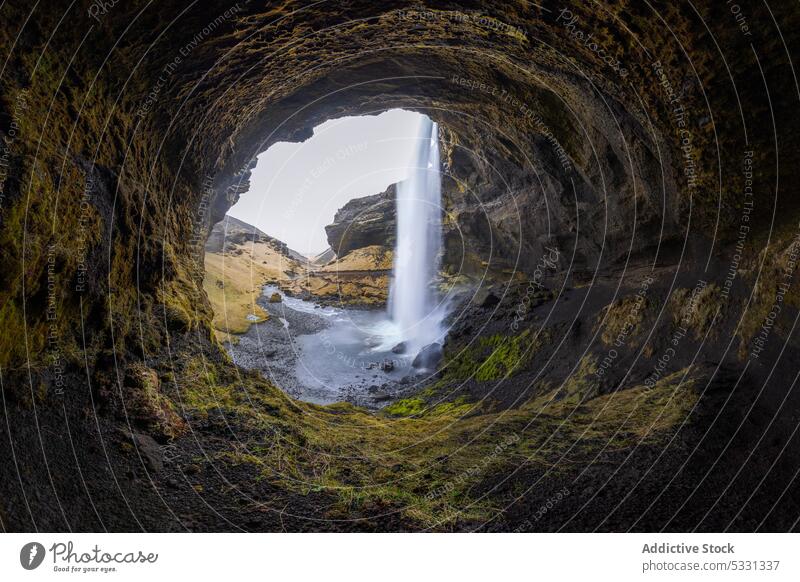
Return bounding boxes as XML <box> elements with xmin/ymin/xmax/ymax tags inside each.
<box><xmin>203</xmin><ymin>110</ymin><xmax>452</xmax><ymax>406</ymax></box>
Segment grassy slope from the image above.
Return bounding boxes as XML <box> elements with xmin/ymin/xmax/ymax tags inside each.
<box><xmin>285</xmin><ymin>245</ymin><xmax>392</xmax><ymax>305</ymax></box>
<box><xmin>203</xmin><ymin>242</ymin><xmax>394</xmax><ymax>334</ymax></box>
<box><xmin>317</xmin><ymin>245</ymin><xmax>393</xmax><ymax>272</ymax></box>
<box><xmin>174</xmin><ymin>331</ymin><xmax>699</xmax><ymax>529</ymax></box>
<box><xmin>202</xmin><ymin>241</ymin><xmax>301</xmax><ymax>337</ymax></box>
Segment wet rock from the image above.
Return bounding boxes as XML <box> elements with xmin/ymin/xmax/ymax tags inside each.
<box><xmin>472</xmin><ymin>287</ymin><xmax>500</xmax><ymax>309</ymax></box>
<box><xmin>364</xmin><ymin>336</ymin><xmax>382</xmax><ymax>348</ymax></box>
<box><xmin>449</xmin><ymin>322</ymin><xmax>473</xmax><ymax>339</ymax></box>
<box><xmin>391</xmin><ymin>341</ymin><xmax>408</xmax><ymax>354</ymax></box>
<box><xmin>412</xmin><ymin>343</ymin><xmax>443</xmax><ymax>370</ymax></box>
<box><xmin>481</xmin><ymin>292</ymin><xmax>501</xmax><ymax>308</ymax></box>
<box><xmin>268</xmin><ymin>292</ymin><xmax>282</xmax><ymax>303</ymax></box>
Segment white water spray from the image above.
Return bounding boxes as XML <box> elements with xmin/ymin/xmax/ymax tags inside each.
<box><xmin>387</xmin><ymin>117</ymin><xmax>445</xmax><ymax>355</ymax></box>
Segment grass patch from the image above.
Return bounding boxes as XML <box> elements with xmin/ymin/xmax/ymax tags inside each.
<box><xmin>597</xmin><ymin>295</ymin><xmax>648</xmax><ymax>346</ymax></box>
<box><xmin>382</xmin><ymin>330</ymin><xmax>540</xmax><ymax>419</ymax></box>
<box><xmin>669</xmin><ymin>283</ymin><xmax>723</xmax><ymax>339</ymax></box>
<box><xmin>442</xmin><ymin>329</ymin><xmax>538</xmax><ymax>382</ymax></box>
<box><xmin>203</xmin><ymin>241</ymin><xmax>295</xmax><ymax>335</ymax></box>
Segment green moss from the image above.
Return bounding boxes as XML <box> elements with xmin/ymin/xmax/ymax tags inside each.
<box><xmin>383</xmin><ymin>395</ymin><xmax>427</xmax><ymax>417</ymax></box>
<box><xmin>523</xmin><ymin>355</ymin><xmax>599</xmax><ymax>407</ymax></box>
<box><xmin>382</xmin><ymin>330</ymin><xmax>539</xmax><ymax>418</ymax></box>
<box><xmin>443</xmin><ymin>329</ymin><xmax>536</xmax><ymax>382</ymax></box>
<box><xmin>383</xmin><ymin>392</ymin><xmax>472</xmax><ymax>418</ymax></box>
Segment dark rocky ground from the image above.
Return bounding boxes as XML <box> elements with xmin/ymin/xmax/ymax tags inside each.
<box><xmin>5</xmin><ymin>254</ymin><xmax>800</xmax><ymax>532</ymax></box>
<box><xmin>227</xmin><ymin>293</ymin><xmax>330</xmax><ymax>401</ymax></box>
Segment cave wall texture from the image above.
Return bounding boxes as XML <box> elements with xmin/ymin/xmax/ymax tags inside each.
<box><xmin>2</xmin><ymin>0</ymin><xmax>798</xmax><ymax>379</ymax></box>
<box><xmin>2</xmin><ymin>0</ymin><xmax>800</xmax><ymax>531</ymax></box>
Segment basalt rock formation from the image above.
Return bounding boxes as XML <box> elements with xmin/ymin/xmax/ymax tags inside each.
<box><xmin>2</xmin><ymin>1</ymin><xmax>800</xmax><ymax>532</ymax></box>
<box><xmin>325</xmin><ymin>184</ymin><xmax>397</xmax><ymax>258</ymax></box>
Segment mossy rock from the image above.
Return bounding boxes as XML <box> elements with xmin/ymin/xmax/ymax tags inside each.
<box><xmin>443</xmin><ymin>329</ymin><xmax>538</xmax><ymax>382</ymax></box>
<box><xmin>122</xmin><ymin>363</ymin><xmax>187</xmax><ymax>441</ymax></box>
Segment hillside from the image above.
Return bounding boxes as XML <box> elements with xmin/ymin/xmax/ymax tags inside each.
<box><xmin>202</xmin><ymin>216</ymin><xmax>308</xmax><ymax>339</ymax></box>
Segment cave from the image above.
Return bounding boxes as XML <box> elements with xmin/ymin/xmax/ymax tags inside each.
<box><xmin>2</xmin><ymin>1</ymin><xmax>800</xmax><ymax>533</ymax></box>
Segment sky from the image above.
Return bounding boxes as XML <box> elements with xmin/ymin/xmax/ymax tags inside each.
<box><xmin>226</xmin><ymin>109</ymin><xmax>426</xmax><ymax>255</ymax></box>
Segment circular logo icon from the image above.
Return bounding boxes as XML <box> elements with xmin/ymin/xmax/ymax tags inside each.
<box><xmin>20</xmin><ymin>542</ymin><xmax>46</xmax><ymax>570</ymax></box>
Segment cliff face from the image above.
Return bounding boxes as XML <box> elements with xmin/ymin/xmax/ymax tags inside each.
<box><xmin>2</xmin><ymin>0</ymin><xmax>797</xmax><ymax>378</ymax></box>
<box><xmin>325</xmin><ymin>184</ymin><xmax>397</xmax><ymax>258</ymax></box>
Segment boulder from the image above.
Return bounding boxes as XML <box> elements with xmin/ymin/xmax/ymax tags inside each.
<box><xmin>391</xmin><ymin>341</ymin><xmax>408</xmax><ymax>354</ymax></box>
<box><xmin>121</xmin><ymin>430</ymin><xmax>163</xmax><ymax>473</ymax></box>
<box><xmin>412</xmin><ymin>342</ymin><xmax>443</xmax><ymax>370</ymax></box>
<box><xmin>481</xmin><ymin>292</ymin><xmax>501</xmax><ymax>308</ymax></box>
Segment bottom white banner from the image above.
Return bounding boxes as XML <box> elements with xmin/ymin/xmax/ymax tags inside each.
<box><xmin>0</xmin><ymin>533</ymin><xmax>796</xmax><ymax>581</ymax></box>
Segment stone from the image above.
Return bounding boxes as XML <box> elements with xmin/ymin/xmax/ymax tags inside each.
<box><xmin>268</xmin><ymin>292</ymin><xmax>282</xmax><ymax>303</ymax></box>
<box><xmin>412</xmin><ymin>343</ymin><xmax>443</xmax><ymax>370</ymax></box>
<box><xmin>481</xmin><ymin>291</ymin><xmax>501</xmax><ymax>308</ymax></box>
<box><xmin>391</xmin><ymin>341</ymin><xmax>408</xmax><ymax>354</ymax></box>
<box><xmin>122</xmin><ymin>431</ymin><xmax>163</xmax><ymax>474</ymax></box>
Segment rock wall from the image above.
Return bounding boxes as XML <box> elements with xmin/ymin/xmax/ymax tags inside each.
<box><xmin>325</xmin><ymin>184</ymin><xmax>397</xmax><ymax>258</ymax></box>
<box><xmin>2</xmin><ymin>1</ymin><xmax>800</xmax><ymax>532</ymax></box>
<box><xmin>1</xmin><ymin>1</ymin><xmax>797</xmax><ymax>382</ymax></box>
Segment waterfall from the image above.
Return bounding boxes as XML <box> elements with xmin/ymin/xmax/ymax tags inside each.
<box><xmin>387</xmin><ymin>117</ymin><xmax>444</xmax><ymax>356</ymax></box>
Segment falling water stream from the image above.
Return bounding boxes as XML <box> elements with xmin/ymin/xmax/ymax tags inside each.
<box><xmin>387</xmin><ymin>117</ymin><xmax>445</xmax><ymax>355</ymax></box>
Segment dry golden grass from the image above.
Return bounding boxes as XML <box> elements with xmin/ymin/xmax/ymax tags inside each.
<box><xmin>203</xmin><ymin>241</ymin><xmax>301</xmax><ymax>335</ymax></box>
<box><xmin>283</xmin><ymin>245</ymin><xmax>392</xmax><ymax>305</ymax></box>
<box><xmin>597</xmin><ymin>295</ymin><xmax>648</xmax><ymax>346</ymax></box>
<box><xmin>318</xmin><ymin>245</ymin><xmax>393</xmax><ymax>271</ymax></box>
<box><xmin>203</xmin><ymin>241</ymin><xmax>394</xmax><ymax>337</ymax></box>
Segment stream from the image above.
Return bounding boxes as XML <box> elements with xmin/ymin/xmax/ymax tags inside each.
<box><xmin>226</xmin><ymin>286</ymin><xmax>422</xmax><ymax>407</ymax></box>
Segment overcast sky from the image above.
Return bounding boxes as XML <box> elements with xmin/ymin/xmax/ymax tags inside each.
<box><xmin>227</xmin><ymin>109</ymin><xmax>425</xmax><ymax>255</ymax></box>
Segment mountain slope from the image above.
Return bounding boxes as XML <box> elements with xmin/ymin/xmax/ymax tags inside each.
<box><xmin>203</xmin><ymin>216</ymin><xmax>307</xmax><ymax>338</ymax></box>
